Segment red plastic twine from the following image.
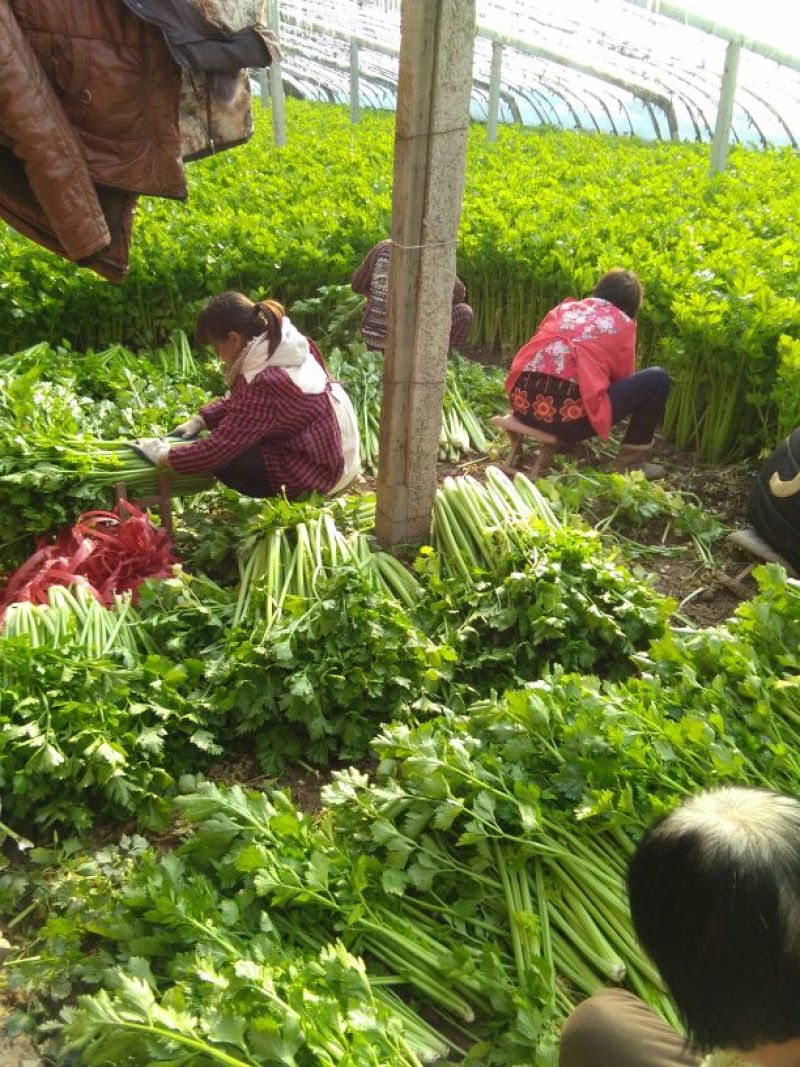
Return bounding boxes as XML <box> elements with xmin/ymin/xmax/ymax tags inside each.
<box><xmin>0</xmin><ymin>501</ymin><xmax>176</xmax><ymax>624</ymax></box>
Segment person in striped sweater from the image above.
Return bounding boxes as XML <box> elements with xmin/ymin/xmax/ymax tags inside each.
<box><xmin>351</xmin><ymin>238</ymin><xmax>473</xmax><ymax>354</ymax></box>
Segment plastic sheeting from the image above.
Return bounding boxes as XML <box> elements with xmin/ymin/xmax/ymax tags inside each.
<box><xmin>265</xmin><ymin>0</ymin><xmax>800</xmax><ymax>147</ymax></box>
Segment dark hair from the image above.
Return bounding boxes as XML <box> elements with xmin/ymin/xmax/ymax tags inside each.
<box><xmin>196</xmin><ymin>291</ymin><xmax>284</xmax><ymax>353</ymax></box>
<box><xmin>592</xmin><ymin>269</ymin><xmax>643</xmax><ymax>318</ymax></box>
<box><xmin>628</xmin><ymin>787</ymin><xmax>800</xmax><ymax>1053</ymax></box>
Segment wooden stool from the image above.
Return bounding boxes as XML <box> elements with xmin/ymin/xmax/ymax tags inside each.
<box><xmin>492</xmin><ymin>413</ymin><xmax>564</xmax><ymax>478</ymax></box>
<box><xmin>116</xmin><ymin>472</ymin><xmax>175</xmax><ymax>537</ymax></box>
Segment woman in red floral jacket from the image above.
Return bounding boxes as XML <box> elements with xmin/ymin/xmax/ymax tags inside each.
<box><xmin>503</xmin><ymin>270</ymin><xmax>670</xmax><ymax>477</ymax></box>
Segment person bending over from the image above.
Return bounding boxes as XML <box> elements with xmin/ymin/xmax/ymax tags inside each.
<box><xmin>351</xmin><ymin>238</ymin><xmax>473</xmax><ymax>354</ymax></box>
<box><xmin>502</xmin><ymin>269</ymin><xmax>670</xmax><ymax>477</ymax></box>
<box><xmin>560</xmin><ymin>786</ymin><xmax>800</xmax><ymax>1067</ymax></box>
<box><xmin>135</xmin><ymin>292</ymin><xmax>360</xmax><ymax>498</ymax></box>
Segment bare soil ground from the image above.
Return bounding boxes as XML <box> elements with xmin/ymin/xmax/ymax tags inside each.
<box><xmin>0</xmin><ymin>1007</ymin><xmax>41</xmax><ymax>1067</ymax></box>
<box><xmin>206</xmin><ymin>751</ymin><xmax>335</xmax><ymax>815</ymax></box>
<box><xmin>648</xmin><ymin>440</ymin><xmax>760</xmax><ymax>624</ymax></box>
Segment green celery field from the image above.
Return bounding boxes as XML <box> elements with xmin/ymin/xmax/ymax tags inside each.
<box><xmin>3</xmin><ymin>96</ymin><xmax>800</xmax><ymax>1067</ymax></box>
<box><xmin>0</xmin><ymin>100</ymin><xmax>798</xmax><ymax>458</ymax></box>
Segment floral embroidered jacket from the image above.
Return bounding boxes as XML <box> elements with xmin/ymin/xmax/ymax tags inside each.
<box><xmin>505</xmin><ymin>297</ymin><xmax>637</xmax><ymax>439</ymax></box>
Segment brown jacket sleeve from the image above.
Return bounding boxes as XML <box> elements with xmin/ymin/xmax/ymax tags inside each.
<box><xmin>0</xmin><ymin>4</ymin><xmax>110</xmax><ymax>260</ymax></box>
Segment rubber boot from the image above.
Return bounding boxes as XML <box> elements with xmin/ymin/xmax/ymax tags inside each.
<box><xmin>612</xmin><ymin>442</ymin><xmax>665</xmax><ymax>480</ymax></box>
<box><xmin>728</xmin><ymin>527</ymin><xmax>796</xmax><ymax>573</ymax></box>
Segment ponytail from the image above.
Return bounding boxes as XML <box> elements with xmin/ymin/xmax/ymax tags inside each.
<box><xmin>197</xmin><ymin>291</ymin><xmax>285</xmax><ymax>347</ymax></box>
<box><xmin>254</xmin><ymin>299</ymin><xmax>285</xmax><ymax>354</ymax></box>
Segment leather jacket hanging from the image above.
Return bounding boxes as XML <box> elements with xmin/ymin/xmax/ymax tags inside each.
<box><xmin>0</xmin><ymin>0</ymin><xmax>279</xmax><ymax>281</ymax></box>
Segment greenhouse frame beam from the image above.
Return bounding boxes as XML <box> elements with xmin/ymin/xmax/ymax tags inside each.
<box><xmin>487</xmin><ymin>40</ymin><xmax>503</xmax><ymax>141</ymax></box>
<box><xmin>710</xmin><ymin>40</ymin><xmax>741</xmax><ymax>174</ymax></box>
<box><xmin>477</xmin><ymin>24</ymin><xmax>679</xmax><ymax>139</ymax></box>
<box><xmin>282</xmin><ymin>10</ymin><xmax>679</xmax><ymax>139</ymax></box>
<box><xmin>741</xmin><ymin>86</ymin><xmax>797</xmax><ymax>149</ymax></box>
<box><xmin>350</xmin><ymin>39</ymin><xmax>360</xmax><ymax>122</ymax></box>
<box><xmin>376</xmin><ymin>0</ymin><xmax>475</xmax><ymax>548</ymax></box>
<box><xmin>281</xmin><ymin>14</ymin><xmax>400</xmax><ymax>59</ymax></box>
<box><xmin>282</xmin><ymin>45</ymin><xmax>398</xmax><ymax>103</ymax></box>
<box><xmin>625</xmin><ymin>0</ymin><xmax>800</xmax><ymax>73</ymax></box>
<box><xmin>268</xmin><ymin>0</ymin><xmax>287</xmax><ymax>146</ymax></box>
<box><xmin>474</xmin><ymin>76</ymin><xmax>523</xmax><ymax>125</ymax></box>
<box><xmin>258</xmin><ymin>67</ymin><xmax>269</xmax><ymax>108</ymax></box>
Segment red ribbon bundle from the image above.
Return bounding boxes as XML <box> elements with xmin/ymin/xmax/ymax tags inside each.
<box><xmin>0</xmin><ymin>502</ymin><xmax>176</xmax><ymax>623</ymax></box>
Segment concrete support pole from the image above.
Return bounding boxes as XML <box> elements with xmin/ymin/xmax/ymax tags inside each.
<box><xmin>258</xmin><ymin>67</ymin><xmax>269</xmax><ymax>108</ymax></box>
<box><xmin>487</xmin><ymin>40</ymin><xmax>503</xmax><ymax>141</ymax></box>
<box><xmin>710</xmin><ymin>39</ymin><xmax>741</xmax><ymax>175</ymax></box>
<box><xmin>268</xmin><ymin>0</ymin><xmax>287</xmax><ymax>147</ymax></box>
<box><xmin>375</xmin><ymin>0</ymin><xmax>476</xmax><ymax>549</ymax></box>
<box><xmin>350</xmin><ymin>38</ymin><xmax>360</xmax><ymax>123</ymax></box>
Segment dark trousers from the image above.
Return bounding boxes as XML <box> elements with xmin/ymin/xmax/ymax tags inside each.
<box><xmin>559</xmin><ymin>990</ymin><xmax>700</xmax><ymax>1067</ymax></box>
<box><xmin>514</xmin><ymin>367</ymin><xmax>671</xmax><ymax>446</ymax></box>
<box><xmin>216</xmin><ymin>444</ymin><xmax>273</xmax><ymax>498</ymax></box>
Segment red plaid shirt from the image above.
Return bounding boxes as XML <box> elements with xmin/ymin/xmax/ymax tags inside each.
<box><xmin>168</xmin><ymin>364</ymin><xmax>344</xmax><ymax>498</ymax></box>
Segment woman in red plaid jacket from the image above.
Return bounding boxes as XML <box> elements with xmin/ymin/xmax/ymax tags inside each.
<box><xmin>136</xmin><ymin>292</ymin><xmax>360</xmax><ymax>498</ymax></box>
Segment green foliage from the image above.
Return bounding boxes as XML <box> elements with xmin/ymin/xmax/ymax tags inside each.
<box><xmin>170</xmin><ymin>486</ymin><xmax>262</xmax><ymax>585</ymax></box>
<box><xmin>636</xmin><ymin>564</ymin><xmax>800</xmax><ymax>793</ymax></box>
<box><xmin>290</xmin><ymin>284</ymin><xmax>366</xmax><ymax>349</ymax></box>
<box><xmin>135</xmin><ymin>568</ymin><xmax>237</xmax><ymax>659</ymax></box>
<box><xmin>0</xmin><ymin>641</ymin><xmax>219</xmax><ymax>831</ymax></box>
<box><xmin>773</xmin><ymin>333</ymin><xmax>800</xmax><ymax>442</ymax></box>
<box><xmin>462</xmin><ymin>128</ymin><xmax>800</xmax><ymax>459</ymax></box>
<box><xmin>0</xmin><ymin>467</ymin><xmax>671</xmax><ymax>838</ymax></box>
<box><xmin>0</xmin><ymin>105</ymin><xmax>394</xmax><ymax>353</ymax></box>
<box><xmin>1</xmin><ymin>101</ymin><xmax>797</xmax><ymax>456</ymax></box>
<box><xmin>7</xmin><ymin>567</ymin><xmax>800</xmax><ymax>1061</ymax></box>
<box><xmin>0</xmin><ymin>319</ymin><xmax>502</xmax><ymax>573</ymax></box>
<box><xmin>326</xmin><ymin>341</ymin><xmax>504</xmax><ymax>473</ymax></box>
<box><xmin>423</xmin><ymin>524</ymin><xmax>671</xmax><ymax>694</ymax></box>
<box><xmin>3</xmin><ymin>795</ymin><xmax>450</xmax><ymax>1066</ymax></box>
<box><xmin>232</xmin><ymin>490</ymin><xmax>420</xmax><ymax>627</ymax></box>
<box><xmin>4</xmin><ymin>98</ymin><xmax>800</xmax><ymax>1061</ymax></box>
<box><xmin>215</xmin><ymin>568</ymin><xmax>454</xmax><ymax>771</ymax></box>
<box><xmin>0</xmin><ymin>335</ymin><xmax>217</xmax><ymax>564</ymax></box>
<box><xmin>540</xmin><ymin>467</ymin><xmax>727</xmax><ymax>566</ymax></box>
<box><xmin>2</xmin><ymin>584</ymin><xmax>149</xmax><ymax>661</ymax></box>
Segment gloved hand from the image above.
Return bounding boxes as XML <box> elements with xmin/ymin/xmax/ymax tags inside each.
<box><xmin>170</xmin><ymin>413</ymin><xmax>206</xmax><ymax>439</ymax></box>
<box><xmin>133</xmin><ymin>438</ymin><xmax>171</xmax><ymax>467</ymax></box>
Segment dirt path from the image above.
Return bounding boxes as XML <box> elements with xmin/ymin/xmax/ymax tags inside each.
<box><xmin>0</xmin><ymin>1035</ymin><xmax>41</xmax><ymax>1067</ymax></box>
<box><xmin>0</xmin><ymin>1013</ymin><xmax>42</xmax><ymax>1067</ymax></box>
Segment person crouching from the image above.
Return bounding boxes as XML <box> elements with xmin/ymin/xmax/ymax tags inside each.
<box><xmin>502</xmin><ymin>269</ymin><xmax>670</xmax><ymax>478</ymax></box>
<box><xmin>135</xmin><ymin>292</ymin><xmax>360</xmax><ymax>499</ymax></box>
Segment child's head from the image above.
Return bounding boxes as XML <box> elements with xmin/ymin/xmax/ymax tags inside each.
<box><xmin>628</xmin><ymin>787</ymin><xmax>800</xmax><ymax>1054</ymax></box>
<box><xmin>196</xmin><ymin>291</ymin><xmax>284</xmax><ymax>364</ymax></box>
<box><xmin>592</xmin><ymin>269</ymin><xmax>643</xmax><ymax>318</ymax></box>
